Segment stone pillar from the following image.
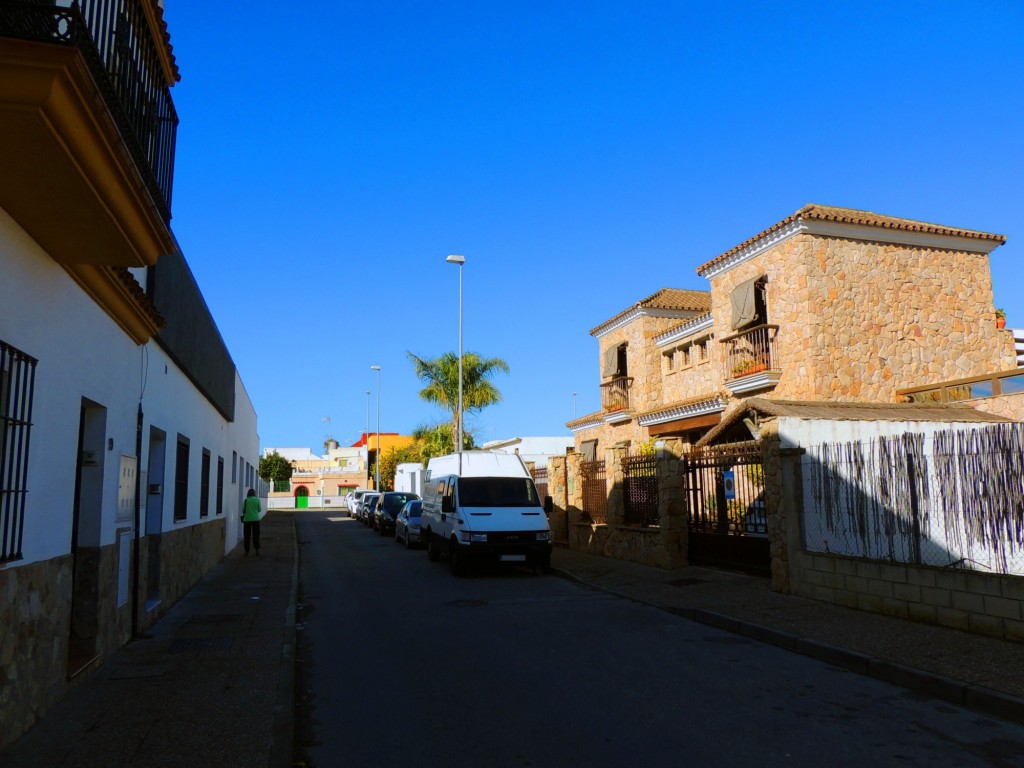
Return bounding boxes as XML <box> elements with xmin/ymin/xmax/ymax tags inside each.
<box><xmin>548</xmin><ymin>455</ymin><xmax>569</xmax><ymax>544</ymax></box>
<box><xmin>655</xmin><ymin>437</ymin><xmax>687</xmax><ymax>568</ymax></box>
<box><xmin>606</xmin><ymin>445</ymin><xmax>627</xmax><ymax>527</ymax></box>
<box><xmin>566</xmin><ymin>450</ymin><xmax>583</xmax><ymax>549</ymax></box>
<box><xmin>760</xmin><ymin>420</ymin><xmax>804</xmax><ymax>594</ymax></box>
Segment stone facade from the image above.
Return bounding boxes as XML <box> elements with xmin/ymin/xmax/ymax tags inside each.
<box><xmin>0</xmin><ymin>518</ymin><xmax>227</xmax><ymax>746</ymax></box>
<box><xmin>969</xmin><ymin>391</ymin><xmax>1024</xmax><ymax>421</ymax></box>
<box><xmin>706</xmin><ymin>234</ymin><xmax>1015</xmax><ymax>403</ymax></box>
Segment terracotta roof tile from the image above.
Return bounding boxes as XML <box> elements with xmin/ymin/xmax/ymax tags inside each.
<box><xmin>589</xmin><ymin>288</ymin><xmax>711</xmax><ymax>336</ymax></box>
<box><xmin>697</xmin><ymin>204</ymin><xmax>1008</xmax><ymax>275</ymax></box>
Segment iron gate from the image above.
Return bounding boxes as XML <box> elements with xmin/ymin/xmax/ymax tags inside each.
<box><xmin>623</xmin><ymin>452</ymin><xmax>659</xmax><ymax>527</ymax></box>
<box><xmin>685</xmin><ymin>441</ymin><xmax>769</xmax><ymax>574</ymax></box>
<box><xmin>580</xmin><ymin>460</ymin><xmax>608</xmax><ymax>524</ymax></box>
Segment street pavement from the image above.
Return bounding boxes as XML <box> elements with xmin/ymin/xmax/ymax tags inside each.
<box><xmin>1</xmin><ymin>509</ymin><xmax>1022</xmax><ymax>767</ymax></box>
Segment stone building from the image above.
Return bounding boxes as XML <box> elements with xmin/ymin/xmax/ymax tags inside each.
<box><xmin>568</xmin><ymin>204</ymin><xmax>1018</xmax><ymax>452</ymax></box>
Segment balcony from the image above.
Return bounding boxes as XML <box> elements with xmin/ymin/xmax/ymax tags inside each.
<box><xmin>0</xmin><ymin>1</ymin><xmax>178</xmax><ymax>268</ymax></box>
<box><xmin>721</xmin><ymin>324</ymin><xmax>782</xmax><ymax>394</ymax></box>
<box><xmin>601</xmin><ymin>376</ymin><xmax>634</xmax><ymax>422</ymax></box>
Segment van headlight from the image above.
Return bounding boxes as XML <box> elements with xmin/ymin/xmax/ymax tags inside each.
<box><xmin>460</xmin><ymin>531</ymin><xmax>488</xmax><ymax>543</ymax></box>
<box><xmin>536</xmin><ymin>531</ymin><xmax>550</xmax><ymax>541</ymax></box>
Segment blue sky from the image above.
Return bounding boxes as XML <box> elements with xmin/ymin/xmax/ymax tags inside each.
<box><xmin>162</xmin><ymin>1</ymin><xmax>1024</xmax><ymax>453</ymax></box>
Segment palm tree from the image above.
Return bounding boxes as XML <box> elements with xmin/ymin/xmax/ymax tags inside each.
<box><xmin>407</xmin><ymin>351</ymin><xmax>510</xmax><ymax>447</ymax></box>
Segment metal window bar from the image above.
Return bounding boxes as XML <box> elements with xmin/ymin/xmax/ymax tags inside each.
<box><xmin>600</xmin><ymin>376</ymin><xmax>633</xmax><ymax>412</ymax></box>
<box><xmin>623</xmin><ymin>452</ymin><xmax>659</xmax><ymax>527</ymax></box>
<box><xmin>0</xmin><ymin>1</ymin><xmax>178</xmax><ymax>221</ymax></box>
<box><xmin>580</xmin><ymin>459</ymin><xmax>608</xmax><ymax>524</ymax></box>
<box><xmin>720</xmin><ymin>324</ymin><xmax>778</xmax><ymax>380</ymax></box>
<box><xmin>685</xmin><ymin>441</ymin><xmax>766</xmax><ymax>536</ymax></box>
<box><xmin>0</xmin><ymin>341</ymin><xmax>38</xmax><ymax>562</ymax></box>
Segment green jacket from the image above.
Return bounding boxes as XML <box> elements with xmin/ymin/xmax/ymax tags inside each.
<box><xmin>241</xmin><ymin>496</ymin><xmax>262</xmax><ymax>523</ymax></box>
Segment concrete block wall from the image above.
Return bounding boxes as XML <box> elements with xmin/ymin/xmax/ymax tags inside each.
<box><xmin>788</xmin><ymin>552</ymin><xmax>1024</xmax><ymax>642</ymax></box>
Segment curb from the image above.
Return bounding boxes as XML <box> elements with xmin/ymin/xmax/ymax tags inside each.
<box><xmin>268</xmin><ymin>512</ymin><xmax>299</xmax><ymax>768</ymax></box>
<box><xmin>550</xmin><ymin>566</ymin><xmax>1024</xmax><ymax>727</ymax></box>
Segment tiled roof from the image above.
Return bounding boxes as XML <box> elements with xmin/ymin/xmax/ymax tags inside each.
<box><xmin>113</xmin><ymin>267</ymin><xmax>165</xmax><ymax>329</ymax></box>
<box><xmin>589</xmin><ymin>288</ymin><xmax>711</xmax><ymax>336</ymax></box>
<box><xmin>696</xmin><ymin>397</ymin><xmax>1010</xmax><ymax>447</ymax></box>
<box><xmin>697</xmin><ymin>204</ymin><xmax>1008</xmax><ymax>275</ymax></box>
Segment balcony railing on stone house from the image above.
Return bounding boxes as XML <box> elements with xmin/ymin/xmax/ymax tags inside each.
<box><xmin>601</xmin><ymin>376</ymin><xmax>633</xmax><ymax>412</ymax></box>
<box><xmin>0</xmin><ymin>0</ymin><xmax>178</xmax><ymax>222</ymax></box>
<box><xmin>722</xmin><ymin>324</ymin><xmax>779</xmax><ymax>381</ymax></box>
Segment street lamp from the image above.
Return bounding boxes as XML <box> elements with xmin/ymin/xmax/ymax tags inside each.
<box><xmin>365</xmin><ymin>390</ymin><xmax>371</xmax><ymax>490</ymax></box>
<box><xmin>446</xmin><ymin>254</ymin><xmax>465</xmax><ymax>454</ymax></box>
<box><xmin>573</xmin><ymin>392</ymin><xmax>577</xmax><ymax>420</ymax></box>
<box><xmin>370</xmin><ymin>365</ymin><xmax>381</xmax><ymax>489</ymax></box>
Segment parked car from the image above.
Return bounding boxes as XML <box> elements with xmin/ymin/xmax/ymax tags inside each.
<box><xmin>361</xmin><ymin>493</ymin><xmax>381</xmax><ymax>525</ymax></box>
<box><xmin>349</xmin><ymin>489</ymin><xmax>370</xmax><ymax>519</ymax></box>
<box><xmin>374</xmin><ymin>492</ymin><xmax>420</xmax><ymax>537</ymax></box>
<box><xmin>394</xmin><ymin>499</ymin><xmax>422</xmax><ymax>548</ymax></box>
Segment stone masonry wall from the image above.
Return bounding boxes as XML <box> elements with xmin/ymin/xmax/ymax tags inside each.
<box><xmin>152</xmin><ymin>518</ymin><xmax>226</xmax><ymax>620</ymax></box>
<box><xmin>0</xmin><ymin>555</ymin><xmax>72</xmax><ymax>747</ymax></box>
<box><xmin>707</xmin><ymin>233</ymin><xmax>1016</xmax><ymax>403</ymax></box>
<box><xmin>969</xmin><ymin>392</ymin><xmax>1024</xmax><ymax>421</ymax></box>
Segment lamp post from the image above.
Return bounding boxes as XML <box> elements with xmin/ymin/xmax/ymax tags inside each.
<box><xmin>365</xmin><ymin>390</ymin><xmax>371</xmax><ymax>489</ymax></box>
<box><xmin>573</xmin><ymin>392</ymin><xmax>577</xmax><ymax>420</ymax></box>
<box><xmin>370</xmin><ymin>365</ymin><xmax>381</xmax><ymax>489</ymax></box>
<box><xmin>446</xmin><ymin>254</ymin><xmax>465</xmax><ymax>453</ymax></box>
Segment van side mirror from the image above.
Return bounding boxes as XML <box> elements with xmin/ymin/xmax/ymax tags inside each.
<box><xmin>442</xmin><ymin>496</ymin><xmax>454</xmax><ymax>513</ymax></box>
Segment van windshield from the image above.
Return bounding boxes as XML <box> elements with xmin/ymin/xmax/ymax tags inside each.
<box><xmin>458</xmin><ymin>477</ymin><xmax>540</xmax><ymax>508</ymax></box>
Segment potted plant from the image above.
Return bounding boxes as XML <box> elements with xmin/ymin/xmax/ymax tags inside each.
<box><xmin>996</xmin><ymin>308</ymin><xmax>1006</xmax><ymax>329</ymax></box>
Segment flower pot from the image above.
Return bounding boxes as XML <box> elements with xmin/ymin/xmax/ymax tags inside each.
<box><xmin>996</xmin><ymin>317</ymin><xmax>1006</xmax><ymax>329</ymax></box>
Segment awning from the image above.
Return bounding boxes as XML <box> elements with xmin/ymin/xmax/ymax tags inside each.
<box><xmin>730</xmin><ymin>276</ymin><xmax>763</xmax><ymax>330</ymax></box>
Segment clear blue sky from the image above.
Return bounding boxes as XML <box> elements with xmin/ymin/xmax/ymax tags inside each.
<box><xmin>162</xmin><ymin>0</ymin><xmax>1024</xmax><ymax>453</ymax></box>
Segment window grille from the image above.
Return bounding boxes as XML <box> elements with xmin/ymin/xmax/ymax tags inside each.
<box><xmin>216</xmin><ymin>457</ymin><xmax>224</xmax><ymax>516</ymax></box>
<box><xmin>174</xmin><ymin>436</ymin><xmax>189</xmax><ymax>521</ymax></box>
<box><xmin>0</xmin><ymin>341</ymin><xmax>38</xmax><ymax>562</ymax></box>
<box><xmin>199</xmin><ymin>449</ymin><xmax>210</xmax><ymax>518</ymax></box>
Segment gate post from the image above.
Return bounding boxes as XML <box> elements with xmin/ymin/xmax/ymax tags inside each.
<box><xmin>548</xmin><ymin>455</ymin><xmax>569</xmax><ymax>545</ymax></box>
<box><xmin>656</xmin><ymin>437</ymin><xmax>687</xmax><ymax>568</ymax></box>
<box><xmin>760</xmin><ymin>420</ymin><xmax>803</xmax><ymax>594</ymax></box>
<box><xmin>606</xmin><ymin>445</ymin><xmax>627</xmax><ymax>527</ymax></box>
<box><xmin>566</xmin><ymin>450</ymin><xmax>583</xmax><ymax>550</ymax></box>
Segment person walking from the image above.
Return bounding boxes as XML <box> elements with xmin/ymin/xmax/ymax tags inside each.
<box><xmin>241</xmin><ymin>488</ymin><xmax>262</xmax><ymax>556</ymax></box>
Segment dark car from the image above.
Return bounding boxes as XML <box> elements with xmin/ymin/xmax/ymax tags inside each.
<box><xmin>374</xmin><ymin>492</ymin><xmax>420</xmax><ymax>536</ymax></box>
<box><xmin>394</xmin><ymin>499</ymin><xmax>422</xmax><ymax>548</ymax></box>
<box><xmin>361</xmin><ymin>493</ymin><xmax>381</xmax><ymax>526</ymax></box>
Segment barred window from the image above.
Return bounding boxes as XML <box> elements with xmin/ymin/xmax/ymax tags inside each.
<box><xmin>216</xmin><ymin>457</ymin><xmax>224</xmax><ymax>516</ymax></box>
<box><xmin>1</xmin><ymin>341</ymin><xmax>38</xmax><ymax>562</ymax></box>
<box><xmin>199</xmin><ymin>448</ymin><xmax>211</xmax><ymax>518</ymax></box>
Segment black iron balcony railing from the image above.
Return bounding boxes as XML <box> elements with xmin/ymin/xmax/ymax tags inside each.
<box><xmin>721</xmin><ymin>324</ymin><xmax>779</xmax><ymax>380</ymax></box>
<box><xmin>0</xmin><ymin>0</ymin><xmax>178</xmax><ymax>222</ymax></box>
<box><xmin>601</xmin><ymin>375</ymin><xmax>633</xmax><ymax>412</ymax></box>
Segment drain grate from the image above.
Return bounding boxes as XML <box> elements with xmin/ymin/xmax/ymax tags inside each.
<box><xmin>169</xmin><ymin>637</ymin><xmax>234</xmax><ymax>653</ymax></box>
<box><xmin>186</xmin><ymin>613</ymin><xmax>244</xmax><ymax>625</ymax></box>
<box><xmin>665</xmin><ymin>578</ymin><xmax>707</xmax><ymax>588</ymax></box>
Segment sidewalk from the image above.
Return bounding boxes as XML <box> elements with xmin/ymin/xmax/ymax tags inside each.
<box><xmin>0</xmin><ymin>511</ymin><xmax>298</xmax><ymax>768</ymax></box>
<box><xmin>2</xmin><ymin>512</ymin><xmax>1022</xmax><ymax>768</ymax></box>
<box><xmin>551</xmin><ymin>546</ymin><xmax>1024</xmax><ymax>724</ymax></box>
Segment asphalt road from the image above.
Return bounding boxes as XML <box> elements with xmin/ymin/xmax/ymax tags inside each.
<box><xmin>294</xmin><ymin>510</ymin><xmax>1024</xmax><ymax>768</ymax></box>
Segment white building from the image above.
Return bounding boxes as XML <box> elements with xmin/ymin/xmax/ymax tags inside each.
<box><xmin>0</xmin><ymin>1</ymin><xmax>261</xmax><ymax>747</ymax></box>
<box><xmin>481</xmin><ymin>436</ymin><xmax>575</xmax><ymax>466</ymax></box>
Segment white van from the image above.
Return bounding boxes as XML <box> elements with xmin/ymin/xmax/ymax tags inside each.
<box><xmin>420</xmin><ymin>451</ymin><xmax>551</xmax><ymax>575</ymax></box>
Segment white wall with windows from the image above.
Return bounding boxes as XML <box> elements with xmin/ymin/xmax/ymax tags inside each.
<box><xmin>0</xmin><ymin>206</ymin><xmax>260</xmax><ymax>569</ymax></box>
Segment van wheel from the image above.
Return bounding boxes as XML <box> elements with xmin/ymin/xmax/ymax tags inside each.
<box><xmin>450</xmin><ymin>541</ymin><xmax>467</xmax><ymax>577</ymax></box>
<box><xmin>426</xmin><ymin>531</ymin><xmax>440</xmax><ymax>561</ymax></box>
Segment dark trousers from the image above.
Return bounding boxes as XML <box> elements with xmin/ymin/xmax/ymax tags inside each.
<box><xmin>243</xmin><ymin>520</ymin><xmax>261</xmax><ymax>553</ymax></box>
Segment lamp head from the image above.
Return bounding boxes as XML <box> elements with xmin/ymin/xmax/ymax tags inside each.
<box><xmin>446</xmin><ymin>254</ymin><xmax>465</xmax><ymax>265</ymax></box>
<box><xmin>370</xmin><ymin>365</ymin><xmax>381</xmax><ymax>371</ymax></box>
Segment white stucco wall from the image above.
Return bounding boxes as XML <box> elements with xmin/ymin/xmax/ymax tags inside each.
<box><xmin>0</xmin><ymin>206</ymin><xmax>259</xmax><ymax>566</ymax></box>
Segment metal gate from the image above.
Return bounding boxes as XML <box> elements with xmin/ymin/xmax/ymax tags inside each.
<box><xmin>623</xmin><ymin>452</ymin><xmax>659</xmax><ymax>527</ymax></box>
<box><xmin>684</xmin><ymin>441</ymin><xmax>769</xmax><ymax>574</ymax></box>
<box><xmin>580</xmin><ymin>460</ymin><xmax>608</xmax><ymax>524</ymax></box>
